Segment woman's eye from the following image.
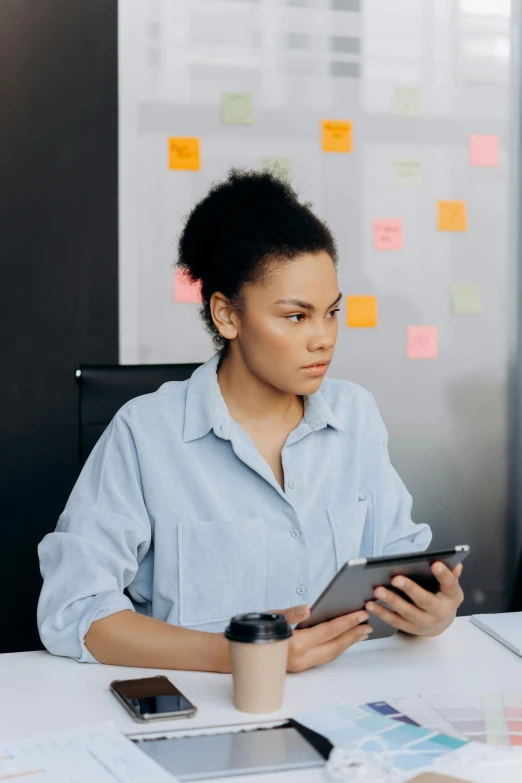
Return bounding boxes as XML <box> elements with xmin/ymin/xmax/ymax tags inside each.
<box><xmin>327</xmin><ymin>308</ymin><xmax>340</xmax><ymax>318</ymax></box>
<box><xmin>287</xmin><ymin>314</ymin><xmax>305</xmax><ymax>323</ymax></box>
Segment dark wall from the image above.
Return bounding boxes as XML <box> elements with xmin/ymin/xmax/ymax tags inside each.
<box><xmin>0</xmin><ymin>0</ymin><xmax>118</xmax><ymax>652</ymax></box>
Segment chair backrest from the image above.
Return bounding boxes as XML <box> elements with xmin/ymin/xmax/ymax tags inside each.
<box><xmin>510</xmin><ymin>552</ymin><xmax>522</xmax><ymax>611</ymax></box>
<box><xmin>76</xmin><ymin>363</ymin><xmax>201</xmax><ymax>464</ymax></box>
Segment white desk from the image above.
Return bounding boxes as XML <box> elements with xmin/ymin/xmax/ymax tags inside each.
<box><xmin>1</xmin><ymin>617</ymin><xmax>520</xmax><ymax>783</ymax></box>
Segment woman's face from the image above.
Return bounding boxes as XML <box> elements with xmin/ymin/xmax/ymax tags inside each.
<box><xmin>231</xmin><ymin>250</ymin><xmax>340</xmax><ymax>395</ymax></box>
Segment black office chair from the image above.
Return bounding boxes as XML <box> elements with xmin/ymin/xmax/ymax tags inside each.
<box><xmin>76</xmin><ymin>363</ymin><xmax>201</xmax><ymax>465</ymax></box>
<box><xmin>510</xmin><ymin>551</ymin><xmax>522</xmax><ymax>610</ymax></box>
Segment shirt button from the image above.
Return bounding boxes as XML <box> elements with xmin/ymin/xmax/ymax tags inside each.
<box><xmin>291</xmin><ymin>528</ymin><xmax>300</xmax><ymax>539</ymax></box>
<box><xmin>296</xmin><ymin>584</ymin><xmax>306</xmax><ymax>596</ymax></box>
<box><xmin>288</xmin><ymin>480</ymin><xmax>296</xmax><ymax>489</ymax></box>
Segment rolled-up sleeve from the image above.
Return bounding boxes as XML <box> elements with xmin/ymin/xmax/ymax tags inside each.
<box><xmin>37</xmin><ymin>409</ymin><xmax>151</xmax><ymax>662</ymax></box>
<box><xmin>362</xmin><ymin>393</ymin><xmax>432</xmax><ymax>556</ymax></box>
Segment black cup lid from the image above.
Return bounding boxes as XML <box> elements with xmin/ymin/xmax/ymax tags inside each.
<box><xmin>224</xmin><ymin>612</ymin><xmax>292</xmax><ymax>644</ymax></box>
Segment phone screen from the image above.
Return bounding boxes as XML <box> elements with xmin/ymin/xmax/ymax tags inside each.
<box><xmin>111</xmin><ymin>676</ymin><xmax>195</xmax><ymax>717</ymax></box>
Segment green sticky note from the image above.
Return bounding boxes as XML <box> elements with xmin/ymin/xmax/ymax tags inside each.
<box><xmin>221</xmin><ymin>92</ymin><xmax>254</xmax><ymax>125</ymax></box>
<box><xmin>260</xmin><ymin>156</ymin><xmax>293</xmax><ymax>181</ymax></box>
<box><xmin>451</xmin><ymin>284</ymin><xmax>482</xmax><ymax>315</ymax></box>
<box><xmin>392</xmin><ymin>86</ymin><xmax>420</xmax><ymax>116</ymax></box>
<box><xmin>393</xmin><ymin>159</ymin><xmax>421</xmax><ymax>185</ymax></box>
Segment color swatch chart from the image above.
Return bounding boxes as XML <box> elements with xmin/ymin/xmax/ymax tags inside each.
<box><xmin>295</xmin><ymin>703</ymin><xmax>467</xmax><ymax>775</ymax></box>
<box><xmin>362</xmin><ymin>692</ymin><xmax>522</xmax><ymax>747</ymax></box>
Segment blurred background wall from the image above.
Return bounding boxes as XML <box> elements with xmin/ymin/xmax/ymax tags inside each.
<box><xmin>118</xmin><ymin>0</ymin><xmax>521</xmax><ymax>617</ymax></box>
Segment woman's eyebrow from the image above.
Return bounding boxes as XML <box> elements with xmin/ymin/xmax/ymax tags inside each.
<box><xmin>274</xmin><ymin>292</ymin><xmax>343</xmax><ymax>312</ymax></box>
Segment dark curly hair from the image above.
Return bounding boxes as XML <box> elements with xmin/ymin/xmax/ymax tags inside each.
<box><xmin>176</xmin><ymin>168</ymin><xmax>338</xmax><ymax>351</ymax></box>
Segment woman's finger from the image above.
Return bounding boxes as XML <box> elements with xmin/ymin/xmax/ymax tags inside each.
<box><xmin>372</xmin><ymin>585</ymin><xmax>434</xmax><ymax>627</ymax></box>
<box><xmin>273</xmin><ymin>605</ymin><xmax>310</xmax><ymax>625</ymax></box>
<box><xmin>387</xmin><ymin>577</ymin><xmax>439</xmax><ymax>613</ymax></box>
<box><xmin>431</xmin><ymin>562</ymin><xmax>464</xmax><ymax>600</ymax></box>
<box><xmin>296</xmin><ymin>610</ymin><xmax>368</xmax><ymax>648</ymax></box>
<box><xmin>364</xmin><ymin>600</ymin><xmax>417</xmax><ymax>634</ymax></box>
<box><xmin>297</xmin><ymin>623</ymin><xmax>372</xmax><ymax>670</ymax></box>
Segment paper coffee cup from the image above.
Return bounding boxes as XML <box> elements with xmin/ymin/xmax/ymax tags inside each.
<box><xmin>224</xmin><ymin>612</ymin><xmax>291</xmax><ymax>714</ymax></box>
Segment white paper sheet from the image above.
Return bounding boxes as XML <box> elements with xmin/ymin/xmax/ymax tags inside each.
<box><xmin>0</xmin><ymin>722</ymin><xmax>177</xmax><ymax>782</ymax></box>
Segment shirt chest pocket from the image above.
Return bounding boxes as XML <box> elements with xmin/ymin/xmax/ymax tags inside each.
<box><xmin>326</xmin><ymin>499</ymin><xmax>369</xmax><ymax>570</ymax></box>
<box><xmin>177</xmin><ymin>515</ymin><xmax>266</xmax><ymax>628</ymax></box>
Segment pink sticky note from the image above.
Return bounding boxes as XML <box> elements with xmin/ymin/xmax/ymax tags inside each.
<box><xmin>407</xmin><ymin>326</ymin><xmax>438</xmax><ymax>359</ymax></box>
<box><xmin>173</xmin><ymin>269</ymin><xmax>202</xmax><ymax>303</ymax></box>
<box><xmin>469</xmin><ymin>134</ymin><xmax>499</xmax><ymax>167</ymax></box>
<box><xmin>373</xmin><ymin>219</ymin><xmax>403</xmax><ymax>251</ymax></box>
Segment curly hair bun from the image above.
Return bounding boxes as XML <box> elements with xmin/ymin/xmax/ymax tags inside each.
<box><xmin>176</xmin><ymin>167</ymin><xmax>337</xmax><ymax>349</ymax></box>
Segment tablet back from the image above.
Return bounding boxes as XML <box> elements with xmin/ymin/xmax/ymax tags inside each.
<box><xmin>297</xmin><ymin>548</ymin><xmax>467</xmax><ymax>639</ymax></box>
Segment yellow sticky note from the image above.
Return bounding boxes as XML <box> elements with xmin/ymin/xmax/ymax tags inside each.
<box><xmin>346</xmin><ymin>296</ymin><xmax>378</xmax><ymax>328</ymax></box>
<box><xmin>168</xmin><ymin>137</ymin><xmax>201</xmax><ymax>170</ymax></box>
<box><xmin>322</xmin><ymin>120</ymin><xmax>352</xmax><ymax>153</ymax></box>
<box><xmin>438</xmin><ymin>201</ymin><xmax>467</xmax><ymax>232</ymax></box>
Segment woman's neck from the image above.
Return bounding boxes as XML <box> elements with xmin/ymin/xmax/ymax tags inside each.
<box><xmin>216</xmin><ymin>346</ymin><xmax>303</xmax><ymax>431</ymax></box>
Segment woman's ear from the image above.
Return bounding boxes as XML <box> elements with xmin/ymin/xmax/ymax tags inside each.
<box><xmin>210</xmin><ymin>291</ymin><xmax>239</xmax><ymax>341</ymax></box>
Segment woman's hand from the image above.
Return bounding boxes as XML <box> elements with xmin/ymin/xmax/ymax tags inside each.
<box><xmin>275</xmin><ymin>605</ymin><xmax>373</xmax><ymax>672</ymax></box>
<box><xmin>364</xmin><ymin>562</ymin><xmax>464</xmax><ymax>638</ymax></box>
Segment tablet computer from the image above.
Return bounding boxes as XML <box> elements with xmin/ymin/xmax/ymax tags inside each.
<box><xmin>135</xmin><ymin>725</ymin><xmax>325</xmax><ymax>780</ymax></box>
<box><xmin>295</xmin><ymin>545</ymin><xmax>470</xmax><ymax>639</ymax></box>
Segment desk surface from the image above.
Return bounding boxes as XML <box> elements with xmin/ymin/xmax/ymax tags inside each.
<box><xmin>1</xmin><ymin>617</ymin><xmax>520</xmax><ymax>782</ymax></box>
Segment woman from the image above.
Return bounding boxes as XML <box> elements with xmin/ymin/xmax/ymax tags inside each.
<box><xmin>37</xmin><ymin>170</ymin><xmax>464</xmax><ymax>673</ymax></box>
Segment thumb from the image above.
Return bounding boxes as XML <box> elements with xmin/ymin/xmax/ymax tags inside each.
<box><xmin>273</xmin><ymin>605</ymin><xmax>310</xmax><ymax>626</ymax></box>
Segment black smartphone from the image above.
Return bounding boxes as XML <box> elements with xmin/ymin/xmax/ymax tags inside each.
<box><xmin>110</xmin><ymin>675</ymin><xmax>197</xmax><ymax>722</ymax></box>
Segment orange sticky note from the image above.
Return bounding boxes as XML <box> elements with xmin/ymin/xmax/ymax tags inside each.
<box><xmin>470</xmin><ymin>134</ymin><xmax>499</xmax><ymax>167</ymax></box>
<box><xmin>373</xmin><ymin>219</ymin><xmax>403</xmax><ymax>251</ymax></box>
<box><xmin>407</xmin><ymin>326</ymin><xmax>438</xmax><ymax>359</ymax></box>
<box><xmin>322</xmin><ymin>120</ymin><xmax>352</xmax><ymax>153</ymax></box>
<box><xmin>168</xmin><ymin>137</ymin><xmax>201</xmax><ymax>170</ymax></box>
<box><xmin>438</xmin><ymin>201</ymin><xmax>467</xmax><ymax>232</ymax></box>
<box><xmin>346</xmin><ymin>296</ymin><xmax>378</xmax><ymax>328</ymax></box>
<box><xmin>173</xmin><ymin>269</ymin><xmax>202</xmax><ymax>303</ymax></box>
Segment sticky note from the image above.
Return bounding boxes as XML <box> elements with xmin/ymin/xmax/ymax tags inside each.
<box><xmin>221</xmin><ymin>92</ymin><xmax>254</xmax><ymax>125</ymax></box>
<box><xmin>322</xmin><ymin>120</ymin><xmax>353</xmax><ymax>153</ymax></box>
<box><xmin>438</xmin><ymin>201</ymin><xmax>467</xmax><ymax>232</ymax></box>
<box><xmin>392</xmin><ymin>86</ymin><xmax>420</xmax><ymax>116</ymax></box>
<box><xmin>373</xmin><ymin>219</ymin><xmax>403</xmax><ymax>251</ymax></box>
<box><xmin>407</xmin><ymin>326</ymin><xmax>438</xmax><ymax>359</ymax></box>
<box><xmin>346</xmin><ymin>296</ymin><xmax>378</xmax><ymax>328</ymax></box>
<box><xmin>393</xmin><ymin>159</ymin><xmax>421</xmax><ymax>185</ymax></box>
<box><xmin>168</xmin><ymin>137</ymin><xmax>200</xmax><ymax>170</ymax></box>
<box><xmin>470</xmin><ymin>134</ymin><xmax>499</xmax><ymax>167</ymax></box>
<box><xmin>260</xmin><ymin>156</ymin><xmax>293</xmax><ymax>181</ymax></box>
<box><xmin>173</xmin><ymin>269</ymin><xmax>202</xmax><ymax>303</ymax></box>
<box><xmin>451</xmin><ymin>284</ymin><xmax>482</xmax><ymax>315</ymax></box>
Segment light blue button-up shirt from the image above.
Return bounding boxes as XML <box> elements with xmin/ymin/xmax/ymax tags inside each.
<box><xmin>37</xmin><ymin>351</ymin><xmax>432</xmax><ymax>663</ymax></box>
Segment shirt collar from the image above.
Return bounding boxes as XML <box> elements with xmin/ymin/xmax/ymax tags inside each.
<box><xmin>182</xmin><ymin>351</ymin><xmax>227</xmax><ymax>442</ymax></box>
<box><xmin>182</xmin><ymin>350</ymin><xmax>344</xmax><ymax>443</ymax></box>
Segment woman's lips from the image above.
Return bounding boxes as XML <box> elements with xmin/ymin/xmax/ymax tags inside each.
<box><xmin>302</xmin><ymin>363</ymin><xmax>329</xmax><ymax>376</ymax></box>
